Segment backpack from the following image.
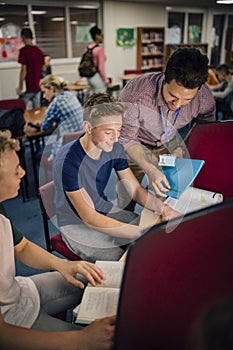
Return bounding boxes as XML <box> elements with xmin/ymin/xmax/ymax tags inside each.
<box><xmin>0</xmin><ymin>106</ymin><xmax>25</xmax><ymax>138</ymax></box>
<box><xmin>78</xmin><ymin>45</ymin><xmax>98</xmax><ymax>78</ymax></box>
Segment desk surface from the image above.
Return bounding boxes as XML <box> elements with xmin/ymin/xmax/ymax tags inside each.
<box><xmin>120</xmin><ymin>74</ymin><xmax>141</xmax><ymax>81</ymax></box>
<box><xmin>67</xmin><ymin>83</ymin><xmax>90</xmax><ymax>91</ymax></box>
<box><xmin>23</xmin><ymin>107</ymin><xmax>48</xmax><ymax>138</ymax></box>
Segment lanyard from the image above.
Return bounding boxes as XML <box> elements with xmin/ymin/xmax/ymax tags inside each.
<box><xmin>160</xmin><ymin>106</ymin><xmax>180</xmax><ymax>143</ymax></box>
<box><xmin>156</xmin><ymin>73</ymin><xmax>181</xmax><ymax>143</ymax></box>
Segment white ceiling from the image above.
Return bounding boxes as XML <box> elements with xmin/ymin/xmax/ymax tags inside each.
<box><xmin>107</xmin><ymin>0</ymin><xmax>233</xmax><ymax>10</ymax></box>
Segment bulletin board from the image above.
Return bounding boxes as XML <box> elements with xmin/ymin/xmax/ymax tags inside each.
<box><xmin>116</xmin><ymin>28</ymin><xmax>135</xmax><ymax>48</ymax></box>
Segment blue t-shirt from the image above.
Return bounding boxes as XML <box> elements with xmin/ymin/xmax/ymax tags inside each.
<box><xmin>53</xmin><ymin>137</ymin><xmax>129</xmax><ymax>227</ymax></box>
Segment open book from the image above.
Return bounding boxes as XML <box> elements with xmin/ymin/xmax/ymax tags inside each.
<box><xmin>139</xmin><ymin>187</ymin><xmax>223</xmax><ymax>229</ymax></box>
<box><xmin>162</xmin><ymin>158</ymin><xmax>205</xmax><ymax>199</ymax></box>
<box><xmin>74</xmin><ymin>260</ymin><xmax>124</xmax><ymax>324</ymax></box>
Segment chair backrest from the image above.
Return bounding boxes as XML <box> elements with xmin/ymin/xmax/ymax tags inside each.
<box><xmin>39</xmin><ymin>180</ymin><xmax>55</xmax><ymax>219</ymax></box>
<box><xmin>187</xmin><ymin>121</ymin><xmax>233</xmax><ymax>199</ymax></box>
<box><xmin>115</xmin><ymin>200</ymin><xmax>233</xmax><ymax>350</ymax></box>
<box><xmin>38</xmin><ymin>180</ymin><xmax>81</xmax><ymax>261</ymax></box>
<box><xmin>62</xmin><ymin>130</ymin><xmax>85</xmax><ymax>145</ymax></box>
<box><xmin>0</xmin><ymin>98</ymin><xmax>26</xmax><ymax>111</ymax></box>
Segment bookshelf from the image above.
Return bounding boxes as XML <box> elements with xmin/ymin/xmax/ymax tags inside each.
<box><xmin>165</xmin><ymin>43</ymin><xmax>208</xmax><ymax>63</ymax></box>
<box><xmin>137</xmin><ymin>27</ymin><xmax>165</xmax><ymax>73</ymax></box>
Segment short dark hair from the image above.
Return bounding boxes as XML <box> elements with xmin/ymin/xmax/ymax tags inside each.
<box><xmin>216</xmin><ymin>64</ymin><xmax>230</xmax><ymax>75</ymax></box>
<box><xmin>165</xmin><ymin>47</ymin><xmax>209</xmax><ymax>89</ymax></box>
<box><xmin>89</xmin><ymin>25</ymin><xmax>102</xmax><ymax>41</ymax></box>
<box><xmin>21</xmin><ymin>27</ymin><xmax>33</xmax><ymax>39</ymax></box>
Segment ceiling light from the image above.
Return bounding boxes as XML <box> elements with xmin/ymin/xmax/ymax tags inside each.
<box><xmin>0</xmin><ymin>17</ymin><xmax>5</xmax><ymax>21</ymax></box>
<box><xmin>51</xmin><ymin>17</ymin><xmax>64</xmax><ymax>22</ymax></box>
<box><xmin>32</xmin><ymin>10</ymin><xmax>46</xmax><ymax>15</ymax></box>
<box><xmin>75</xmin><ymin>5</ymin><xmax>98</xmax><ymax>9</ymax></box>
<box><xmin>216</xmin><ymin>0</ymin><xmax>233</xmax><ymax>3</ymax></box>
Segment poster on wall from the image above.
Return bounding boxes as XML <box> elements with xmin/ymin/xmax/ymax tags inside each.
<box><xmin>75</xmin><ymin>23</ymin><xmax>95</xmax><ymax>43</ymax></box>
<box><xmin>0</xmin><ymin>37</ymin><xmax>22</xmax><ymax>61</ymax></box>
<box><xmin>116</xmin><ymin>28</ymin><xmax>135</xmax><ymax>48</ymax></box>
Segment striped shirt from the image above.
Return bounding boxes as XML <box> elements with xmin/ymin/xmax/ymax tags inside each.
<box><xmin>41</xmin><ymin>90</ymin><xmax>83</xmax><ymax>157</ymax></box>
<box><xmin>119</xmin><ymin>72</ymin><xmax>216</xmax><ymax>150</ymax></box>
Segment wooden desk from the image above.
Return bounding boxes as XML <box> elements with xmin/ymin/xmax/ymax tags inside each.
<box><xmin>120</xmin><ymin>74</ymin><xmax>141</xmax><ymax>87</ymax></box>
<box><xmin>67</xmin><ymin>83</ymin><xmax>90</xmax><ymax>105</ymax></box>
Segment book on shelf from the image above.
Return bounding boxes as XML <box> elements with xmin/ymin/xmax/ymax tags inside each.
<box><xmin>162</xmin><ymin>158</ymin><xmax>205</xmax><ymax>199</ymax></box>
<box><xmin>139</xmin><ymin>187</ymin><xmax>223</xmax><ymax>229</ymax></box>
<box><xmin>74</xmin><ymin>260</ymin><xmax>125</xmax><ymax>325</ymax></box>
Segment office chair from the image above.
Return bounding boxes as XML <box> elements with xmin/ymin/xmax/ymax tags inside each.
<box><xmin>39</xmin><ymin>180</ymin><xmax>81</xmax><ymax>261</ymax></box>
<box><xmin>186</xmin><ymin>121</ymin><xmax>233</xmax><ymax>199</ymax></box>
<box><xmin>115</xmin><ymin>199</ymin><xmax>233</xmax><ymax>350</ymax></box>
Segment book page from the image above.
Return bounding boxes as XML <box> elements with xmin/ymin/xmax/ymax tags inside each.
<box><xmin>95</xmin><ymin>261</ymin><xmax>125</xmax><ymax>288</ymax></box>
<box><xmin>75</xmin><ymin>287</ymin><xmax>119</xmax><ymax>324</ymax></box>
<box><xmin>165</xmin><ymin>187</ymin><xmax>223</xmax><ymax>214</ymax></box>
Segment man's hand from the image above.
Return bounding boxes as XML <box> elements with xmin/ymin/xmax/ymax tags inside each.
<box><xmin>81</xmin><ymin>316</ymin><xmax>115</xmax><ymax>350</ymax></box>
<box><xmin>161</xmin><ymin>203</ymin><xmax>182</xmax><ymax>222</ymax></box>
<box><xmin>172</xmin><ymin>147</ymin><xmax>183</xmax><ymax>158</ymax></box>
<box><xmin>57</xmin><ymin>260</ymin><xmax>105</xmax><ymax>289</ymax></box>
<box><xmin>147</xmin><ymin>164</ymin><xmax>170</xmax><ymax>197</ymax></box>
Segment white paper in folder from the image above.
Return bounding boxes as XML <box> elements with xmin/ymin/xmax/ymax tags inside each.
<box><xmin>164</xmin><ymin>187</ymin><xmax>223</xmax><ymax>215</ymax></box>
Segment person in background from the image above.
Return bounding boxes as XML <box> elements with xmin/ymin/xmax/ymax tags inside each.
<box><xmin>26</xmin><ymin>74</ymin><xmax>84</xmax><ymax>163</ymax></box>
<box><xmin>53</xmin><ymin>93</ymin><xmax>181</xmax><ymax>262</ymax></box>
<box><xmin>17</xmin><ymin>27</ymin><xmax>44</xmax><ymax>109</ymax></box>
<box><xmin>0</xmin><ymin>130</ymin><xmax>115</xmax><ymax>350</ymax></box>
<box><xmin>118</xmin><ymin>47</ymin><xmax>216</xmax><ymax>211</ymax></box>
<box><xmin>40</xmin><ymin>54</ymin><xmax>52</xmax><ymax>106</ymax></box>
<box><xmin>210</xmin><ymin>64</ymin><xmax>233</xmax><ymax>120</ymax></box>
<box><xmin>86</xmin><ymin>25</ymin><xmax>112</xmax><ymax>93</ymax></box>
<box><xmin>41</xmin><ymin>54</ymin><xmax>52</xmax><ymax>79</ymax></box>
<box><xmin>206</xmin><ymin>67</ymin><xmax>219</xmax><ymax>88</ymax></box>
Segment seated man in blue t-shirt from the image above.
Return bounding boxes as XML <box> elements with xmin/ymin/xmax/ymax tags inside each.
<box><xmin>53</xmin><ymin>93</ymin><xmax>180</xmax><ymax>262</ymax></box>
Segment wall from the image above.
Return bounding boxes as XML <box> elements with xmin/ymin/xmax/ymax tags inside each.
<box><xmin>0</xmin><ymin>1</ymin><xmax>166</xmax><ymax>100</ymax></box>
<box><xmin>103</xmin><ymin>1</ymin><xmax>166</xmax><ymax>85</ymax></box>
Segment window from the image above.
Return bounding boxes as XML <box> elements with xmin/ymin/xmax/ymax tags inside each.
<box><xmin>188</xmin><ymin>13</ymin><xmax>203</xmax><ymax>43</ymax></box>
<box><xmin>167</xmin><ymin>10</ymin><xmax>204</xmax><ymax>44</ymax></box>
<box><xmin>0</xmin><ymin>2</ymin><xmax>99</xmax><ymax>62</ymax></box>
<box><xmin>32</xmin><ymin>6</ymin><xmax>66</xmax><ymax>59</ymax></box>
<box><xmin>70</xmin><ymin>7</ymin><xmax>97</xmax><ymax>57</ymax></box>
<box><xmin>0</xmin><ymin>4</ymin><xmax>27</xmax><ymax>61</ymax></box>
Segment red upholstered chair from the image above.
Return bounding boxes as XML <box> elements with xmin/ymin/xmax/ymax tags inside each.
<box><xmin>115</xmin><ymin>199</ymin><xmax>233</xmax><ymax>350</ymax></box>
<box><xmin>0</xmin><ymin>98</ymin><xmax>26</xmax><ymax>111</ymax></box>
<box><xmin>62</xmin><ymin>130</ymin><xmax>84</xmax><ymax>145</ymax></box>
<box><xmin>39</xmin><ymin>180</ymin><xmax>81</xmax><ymax>261</ymax></box>
<box><xmin>40</xmin><ymin>130</ymin><xmax>84</xmax><ymax>183</ymax></box>
<box><xmin>186</xmin><ymin>121</ymin><xmax>233</xmax><ymax>200</ymax></box>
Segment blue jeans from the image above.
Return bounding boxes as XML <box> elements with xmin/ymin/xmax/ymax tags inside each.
<box><xmin>88</xmin><ymin>73</ymin><xmax>106</xmax><ymax>93</ymax></box>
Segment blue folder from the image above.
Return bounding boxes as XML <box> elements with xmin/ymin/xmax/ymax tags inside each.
<box><xmin>162</xmin><ymin>158</ymin><xmax>205</xmax><ymax>199</ymax></box>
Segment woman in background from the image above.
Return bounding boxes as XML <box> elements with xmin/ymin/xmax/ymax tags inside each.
<box><xmin>87</xmin><ymin>25</ymin><xmax>112</xmax><ymax>93</ymax></box>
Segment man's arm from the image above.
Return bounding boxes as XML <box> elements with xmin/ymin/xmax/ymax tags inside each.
<box><xmin>66</xmin><ymin>188</ymin><xmax>142</xmax><ymax>239</ymax></box>
<box><xmin>117</xmin><ymin>167</ymin><xmax>181</xmax><ymax>222</ymax></box>
<box><xmin>18</xmin><ymin>64</ymin><xmax>26</xmax><ymax>96</ymax></box>
<box><xmin>125</xmin><ymin>143</ymin><xmax>170</xmax><ymax>197</ymax></box>
<box><xmin>14</xmin><ymin>237</ymin><xmax>104</xmax><ymax>288</ymax></box>
<box><xmin>0</xmin><ymin>309</ymin><xmax>115</xmax><ymax>350</ymax></box>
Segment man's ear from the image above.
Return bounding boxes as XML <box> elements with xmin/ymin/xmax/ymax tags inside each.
<box><xmin>83</xmin><ymin>121</ymin><xmax>92</xmax><ymax>134</ymax></box>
